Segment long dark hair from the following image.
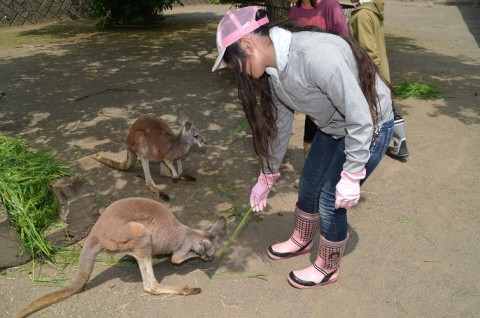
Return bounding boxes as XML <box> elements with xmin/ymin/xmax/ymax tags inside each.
<box><xmin>222</xmin><ymin>20</ymin><xmax>277</xmax><ymax>168</ymax></box>
<box><xmin>222</xmin><ymin>11</ymin><xmax>393</xmax><ymax>169</ymax></box>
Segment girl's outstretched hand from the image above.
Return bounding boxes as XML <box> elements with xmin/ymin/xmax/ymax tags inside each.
<box><xmin>250</xmin><ymin>172</ymin><xmax>280</xmax><ymax>212</ymax></box>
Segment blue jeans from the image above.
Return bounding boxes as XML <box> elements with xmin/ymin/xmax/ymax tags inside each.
<box><xmin>297</xmin><ymin>119</ymin><xmax>394</xmax><ymax>242</ymax></box>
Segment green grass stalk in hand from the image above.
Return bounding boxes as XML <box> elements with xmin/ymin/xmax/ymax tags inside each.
<box><xmin>216</xmin><ymin>206</ymin><xmax>254</xmax><ymax>264</ymax></box>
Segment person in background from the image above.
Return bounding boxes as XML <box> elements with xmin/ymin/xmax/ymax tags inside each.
<box><xmin>288</xmin><ymin>0</ymin><xmax>351</xmax><ymax>187</ymax></box>
<box><xmin>348</xmin><ymin>0</ymin><xmax>409</xmax><ymax>159</ymax></box>
<box><xmin>289</xmin><ymin>0</ymin><xmax>349</xmax><ymax>36</ymax></box>
<box><xmin>212</xmin><ymin>6</ymin><xmax>394</xmax><ymax>288</ymax></box>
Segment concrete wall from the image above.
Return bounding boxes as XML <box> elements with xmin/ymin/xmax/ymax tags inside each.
<box><xmin>0</xmin><ymin>0</ymin><xmax>211</xmax><ymax>27</ymax></box>
<box><xmin>0</xmin><ymin>0</ymin><xmax>87</xmax><ymax>26</ymax></box>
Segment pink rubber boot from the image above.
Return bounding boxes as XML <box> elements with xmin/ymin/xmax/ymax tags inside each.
<box><xmin>267</xmin><ymin>205</ymin><xmax>320</xmax><ymax>260</ymax></box>
<box><xmin>287</xmin><ymin>234</ymin><xmax>349</xmax><ymax>288</ymax></box>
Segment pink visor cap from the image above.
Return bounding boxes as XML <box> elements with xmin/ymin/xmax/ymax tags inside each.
<box><xmin>212</xmin><ymin>6</ymin><xmax>269</xmax><ymax>72</ymax></box>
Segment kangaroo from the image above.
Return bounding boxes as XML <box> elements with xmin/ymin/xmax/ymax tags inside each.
<box><xmin>92</xmin><ymin>109</ymin><xmax>207</xmax><ymax>201</ymax></box>
<box><xmin>14</xmin><ymin>197</ymin><xmax>227</xmax><ymax>318</ymax></box>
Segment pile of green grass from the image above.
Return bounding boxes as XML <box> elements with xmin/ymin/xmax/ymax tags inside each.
<box><xmin>0</xmin><ymin>133</ymin><xmax>71</xmax><ymax>261</ymax></box>
<box><xmin>394</xmin><ymin>81</ymin><xmax>440</xmax><ymax>100</ymax></box>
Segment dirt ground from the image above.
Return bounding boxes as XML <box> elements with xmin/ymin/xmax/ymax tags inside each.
<box><xmin>0</xmin><ymin>1</ymin><xmax>479</xmax><ymax>317</ymax></box>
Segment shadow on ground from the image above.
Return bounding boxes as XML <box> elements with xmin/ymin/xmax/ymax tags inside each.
<box><xmin>0</xmin><ymin>6</ymin><xmax>479</xmax><ymax>271</ymax></box>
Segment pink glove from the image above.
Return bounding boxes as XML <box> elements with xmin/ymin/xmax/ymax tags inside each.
<box><xmin>335</xmin><ymin>169</ymin><xmax>366</xmax><ymax>209</ymax></box>
<box><xmin>250</xmin><ymin>172</ymin><xmax>280</xmax><ymax>212</ymax></box>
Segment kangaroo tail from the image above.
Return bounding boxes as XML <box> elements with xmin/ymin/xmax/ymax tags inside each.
<box><xmin>14</xmin><ymin>238</ymin><xmax>103</xmax><ymax>318</ymax></box>
<box><xmin>92</xmin><ymin>148</ymin><xmax>137</xmax><ymax>171</ymax></box>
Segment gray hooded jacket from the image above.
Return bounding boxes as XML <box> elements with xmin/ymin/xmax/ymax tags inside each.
<box><xmin>264</xmin><ymin>27</ymin><xmax>393</xmax><ymax>174</ymax></box>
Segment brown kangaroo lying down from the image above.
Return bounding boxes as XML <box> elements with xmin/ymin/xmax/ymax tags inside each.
<box><xmin>92</xmin><ymin>110</ymin><xmax>207</xmax><ymax>201</ymax></box>
<box><xmin>14</xmin><ymin>197</ymin><xmax>226</xmax><ymax>318</ymax></box>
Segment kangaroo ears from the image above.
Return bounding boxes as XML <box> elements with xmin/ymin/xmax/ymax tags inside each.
<box><xmin>209</xmin><ymin>216</ymin><xmax>227</xmax><ymax>237</ymax></box>
<box><xmin>177</xmin><ymin>108</ymin><xmax>190</xmax><ymax>125</ymax></box>
<box><xmin>179</xmin><ymin>121</ymin><xmax>193</xmax><ymax>137</ymax></box>
<box><xmin>184</xmin><ymin>121</ymin><xmax>193</xmax><ymax>131</ymax></box>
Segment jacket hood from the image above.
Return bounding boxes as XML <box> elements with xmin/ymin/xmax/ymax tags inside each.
<box><xmin>355</xmin><ymin>0</ymin><xmax>385</xmax><ymax>21</ymax></box>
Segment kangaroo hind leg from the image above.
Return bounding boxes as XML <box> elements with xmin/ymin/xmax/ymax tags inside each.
<box><xmin>133</xmin><ymin>250</ymin><xmax>200</xmax><ymax>296</ymax></box>
<box><xmin>92</xmin><ymin>147</ymin><xmax>137</xmax><ymax>171</ymax></box>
